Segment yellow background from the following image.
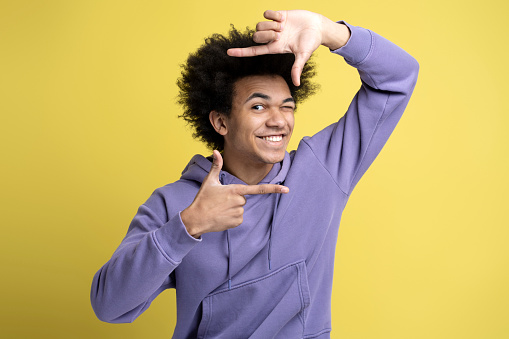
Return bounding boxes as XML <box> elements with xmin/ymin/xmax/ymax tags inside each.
<box><xmin>1</xmin><ymin>0</ymin><xmax>508</xmax><ymax>338</ymax></box>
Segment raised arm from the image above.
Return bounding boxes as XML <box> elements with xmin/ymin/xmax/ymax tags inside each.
<box><xmin>303</xmin><ymin>20</ymin><xmax>419</xmax><ymax>195</ymax></box>
<box><xmin>230</xmin><ymin>9</ymin><xmax>419</xmax><ymax>195</ymax></box>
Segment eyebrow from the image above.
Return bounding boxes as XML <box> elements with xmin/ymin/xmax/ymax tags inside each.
<box><xmin>244</xmin><ymin>92</ymin><xmax>295</xmax><ymax>105</ymax></box>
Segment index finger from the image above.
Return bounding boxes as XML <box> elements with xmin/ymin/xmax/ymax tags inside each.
<box><xmin>234</xmin><ymin>184</ymin><xmax>289</xmax><ymax>195</ymax></box>
<box><xmin>227</xmin><ymin>44</ymin><xmax>272</xmax><ymax>57</ymax></box>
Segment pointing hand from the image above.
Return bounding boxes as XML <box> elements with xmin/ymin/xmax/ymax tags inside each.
<box><xmin>181</xmin><ymin>150</ymin><xmax>289</xmax><ymax>238</ymax></box>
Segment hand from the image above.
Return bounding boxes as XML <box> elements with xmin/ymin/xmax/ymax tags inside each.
<box><xmin>181</xmin><ymin>150</ymin><xmax>289</xmax><ymax>238</ymax></box>
<box><xmin>227</xmin><ymin>10</ymin><xmax>349</xmax><ymax>86</ymax></box>
<box><xmin>227</xmin><ymin>10</ymin><xmax>322</xmax><ymax>87</ymax></box>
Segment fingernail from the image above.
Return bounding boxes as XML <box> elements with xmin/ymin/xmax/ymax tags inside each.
<box><xmin>281</xmin><ymin>186</ymin><xmax>289</xmax><ymax>193</ymax></box>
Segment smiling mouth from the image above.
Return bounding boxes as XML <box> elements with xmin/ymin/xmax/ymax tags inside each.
<box><xmin>260</xmin><ymin>135</ymin><xmax>283</xmax><ymax>142</ymax></box>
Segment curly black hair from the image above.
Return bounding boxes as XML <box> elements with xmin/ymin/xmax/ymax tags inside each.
<box><xmin>177</xmin><ymin>25</ymin><xmax>319</xmax><ymax>151</ymax></box>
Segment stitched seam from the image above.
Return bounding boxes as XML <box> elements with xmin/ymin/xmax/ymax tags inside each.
<box><xmin>141</xmin><ymin>203</ymin><xmax>183</xmax><ymax>265</ymax></box>
<box><xmin>203</xmin><ymin>299</ymin><xmax>212</xmax><ymax>338</ymax></box>
<box><xmin>297</xmin><ymin>264</ymin><xmax>305</xmax><ymax>328</ymax></box>
<box><xmin>346</xmin><ymin>30</ymin><xmax>375</xmax><ymax>68</ymax></box>
<box><xmin>303</xmin><ymin>328</ymin><xmax>332</xmax><ymax>338</ymax></box>
<box><xmin>301</xmin><ymin>139</ymin><xmax>349</xmax><ymax>196</ymax></box>
<box><xmin>357</xmin><ymin>31</ymin><xmax>379</xmax><ymax>89</ymax></box>
<box><xmin>150</xmin><ymin>231</ymin><xmax>179</xmax><ymax>265</ymax></box>
<box><xmin>347</xmin><ymin>92</ymin><xmax>391</xmax><ymax>194</ymax></box>
<box><xmin>208</xmin><ymin>261</ymin><xmax>304</xmax><ymax>297</ymax></box>
<box><xmin>345</xmin><ymin>30</ymin><xmax>379</xmax><ymax>89</ymax></box>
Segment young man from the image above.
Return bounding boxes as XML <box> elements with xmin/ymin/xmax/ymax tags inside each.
<box><xmin>91</xmin><ymin>10</ymin><xmax>419</xmax><ymax>338</ymax></box>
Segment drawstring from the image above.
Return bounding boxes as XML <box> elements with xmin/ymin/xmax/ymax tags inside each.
<box><xmin>222</xmin><ymin>170</ymin><xmax>284</xmax><ymax>288</ymax></box>
<box><xmin>268</xmin><ymin>181</ymin><xmax>283</xmax><ymax>271</ymax></box>
<box><xmin>226</xmin><ymin>229</ymin><xmax>232</xmax><ymax>290</ymax></box>
<box><xmin>219</xmin><ymin>172</ymin><xmax>233</xmax><ymax>290</ymax></box>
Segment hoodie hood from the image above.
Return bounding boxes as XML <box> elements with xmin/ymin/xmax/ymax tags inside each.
<box><xmin>179</xmin><ymin>152</ymin><xmax>292</xmax><ymax>289</ymax></box>
<box><xmin>180</xmin><ymin>152</ymin><xmax>292</xmax><ymax>186</ymax></box>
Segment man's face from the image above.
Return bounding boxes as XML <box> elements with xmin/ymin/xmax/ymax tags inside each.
<box><xmin>222</xmin><ymin>74</ymin><xmax>295</xmax><ymax>166</ymax></box>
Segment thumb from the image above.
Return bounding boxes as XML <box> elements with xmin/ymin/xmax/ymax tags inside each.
<box><xmin>204</xmin><ymin>150</ymin><xmax>223</xmax><ymax>185</ymax></box>
<box><xmin>291</xmin><ymin>52</ymin><xmax>310</xmax><ymax>87</ymax></box>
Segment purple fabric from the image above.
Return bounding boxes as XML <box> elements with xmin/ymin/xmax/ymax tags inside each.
<box><xmin>91</xmin><ymin>21</ymin><xmax>419</xmax><ymax>338</ymax></box>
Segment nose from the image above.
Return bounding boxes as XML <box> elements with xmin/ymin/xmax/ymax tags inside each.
<box><xmin>266</xmin><ymin>108</ymin><xmax>286</xmax><ymax>128</ymax></box>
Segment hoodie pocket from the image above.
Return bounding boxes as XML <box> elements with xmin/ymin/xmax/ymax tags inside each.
<box><xmin>196</xmin><ymin>260</ymin><xmax>310</xmax><ymax>339</ymax></box>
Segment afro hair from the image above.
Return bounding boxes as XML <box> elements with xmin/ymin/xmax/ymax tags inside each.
<box><xmin>177</xmin><ymin>25</ymin><xmax>319</xmax><ymax>151</ymax></box>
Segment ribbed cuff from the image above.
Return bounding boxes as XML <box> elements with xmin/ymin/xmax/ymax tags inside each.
<box><xmin>330</xmin><ymin>21</ymin><xmax>373</xmax><ymax>66</ymax></box>
<box><xmin>153</xmin><ymin>211</ymin><xmax>201</xmax><ymax>264</ymax></box>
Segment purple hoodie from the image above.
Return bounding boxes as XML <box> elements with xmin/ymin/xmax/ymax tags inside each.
<box><xmin>91</xmin><ymin>21</ymin><xmax>419</xmax><ymax>338</ymax></box>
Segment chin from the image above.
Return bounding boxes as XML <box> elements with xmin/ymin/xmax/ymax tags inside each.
<box><xmin>261</xmin><ymin>151</ymin><xmax>285</xmax><ymax>164</ymax></box>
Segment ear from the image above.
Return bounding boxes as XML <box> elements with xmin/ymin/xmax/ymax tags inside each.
<box><xmin>209</xmin><ymin>110</ymin><xmax>228</xmax><ymax>136</ymax></box>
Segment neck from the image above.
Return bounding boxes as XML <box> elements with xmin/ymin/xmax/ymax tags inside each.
<box><xmin>221</xmin><ymin>152</ymin><xmax>274</xmax><ymax>185</ymax></box>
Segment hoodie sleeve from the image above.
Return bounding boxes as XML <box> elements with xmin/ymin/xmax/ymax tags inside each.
<box><xmin>90</xmin><ymin>187</ymin><xmax>201</xmax><ymax>323</ymax></box>
<box><xmin>303</xmin><ymin>21</ymin><xmax>419</xmax><ymax>196</ymax></box>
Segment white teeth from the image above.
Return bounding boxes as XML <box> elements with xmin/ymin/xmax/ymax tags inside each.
<box><xmin>262</xmin><ymin>135</ymin><xmax>283</xmax><ymax>142</ymax></box>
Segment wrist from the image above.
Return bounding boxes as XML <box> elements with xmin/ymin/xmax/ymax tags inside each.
<box><xmin>180</xmin><ymin>208</ymin><xmax>202</xmax><ymax>239</ymax></box>
<box><xmin>321</xmin><ymin>17</ymin><xmax>351</xmax><ymax>50</ymax></box>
